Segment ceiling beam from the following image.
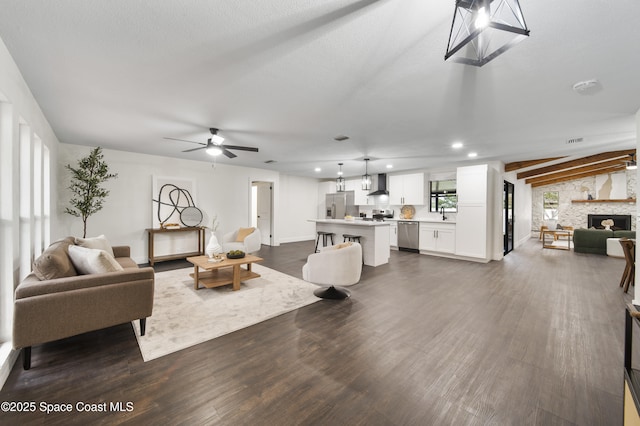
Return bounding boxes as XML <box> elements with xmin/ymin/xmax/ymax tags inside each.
<box><xmin>516</xmin><ymin>149</ymin><xmax>635</xmax><ymax>179</ymax></box>
<box><xmin>504</xmin><ymin>157</ymin><xmax>566</xmax><ymax>172</ymax></box>
<box><xmin>524</xmin><ymin>159</ymin><xmax>628</xmax><ymax>185</ymax></box>
<box><xmin>530</xmin><ymin>164</ymin><xmax>627</xmax><ymax>187</ymax></box>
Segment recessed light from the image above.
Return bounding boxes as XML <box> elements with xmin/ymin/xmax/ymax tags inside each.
<box><xmin>314</xmin><ymin>167</ymin><xmax>321</xmax><ymax>172</ymax></box>
<box><xmin>452</xmin><ymin>142</ymin><xmax>463</xmax><ymax>149</ymax></box>
<box><xmin>386</xmin><ymin>164</ymin><xmax>393</xmax><ymax>169</ymax></box>
<box><xmin>468</xmin><ymin>152</ymin><xmax>478</xmax><ymax>158</ymax></box>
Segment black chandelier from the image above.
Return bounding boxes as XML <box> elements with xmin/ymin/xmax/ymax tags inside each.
<box><xmin>336</xmin><ymin>163</ymin><xmax>345</xmax><ymax>192</ymax></box>
<box><xmin>445</xmin><ymin>0</ymin><xmax>530</xmax><ymax>67</ymax></box>
<box><xmin>361</xmin><ymin>158</ymin><xmax>371</xmax><ymax>191</ymax></box>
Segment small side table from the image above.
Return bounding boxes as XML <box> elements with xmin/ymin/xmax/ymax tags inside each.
<box><xmin>542</xmin><ymin>230</ymin><xmax>572</xmax><ymax>250</ymax></box>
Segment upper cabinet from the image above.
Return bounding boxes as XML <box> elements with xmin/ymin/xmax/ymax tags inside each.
<box><xmin>389</xmin><ymin>173</ymin><xmax>425</xmax><ymax>205</ymax></box>
<box><xmin>345</xmin><ymin>179</ymin><xmax>372</xmax><ymax>205</ymax></box>
<box><xmin>456</xmin><ymin>165</ymin><xmax>488</xmax><ymax>204</ymax></box>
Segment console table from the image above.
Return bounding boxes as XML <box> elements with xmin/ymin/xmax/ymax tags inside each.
<box><xmin>146</xmin><ymin>227</ymin><xmax>206</xmax><ymax>265</ymax></box>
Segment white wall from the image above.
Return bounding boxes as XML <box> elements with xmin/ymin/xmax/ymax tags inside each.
<box><xmin>56</xmin><ymin>144</ymin><xmax>320</xmax><ymax>263</ymax></box>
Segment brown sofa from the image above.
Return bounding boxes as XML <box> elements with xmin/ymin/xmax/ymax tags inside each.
<box><xmin>13</xmin><ymin>237</ymin><xmax>154</xmax><ymax>369</ymax></box>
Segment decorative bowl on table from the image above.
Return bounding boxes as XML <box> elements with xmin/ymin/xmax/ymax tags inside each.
<box><xmin>226</xmin><ymin>250</ymin><xmax>246</xmax><ymax>259</ymax></box>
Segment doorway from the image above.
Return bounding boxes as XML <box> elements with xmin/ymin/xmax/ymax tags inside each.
<box><xmin>504</xmin><ymin>180</ymin><xmax>514</xmax><ymax>255</ymax></box>
<box><xmin>251</xmin><ymin>181</ymin><xmax>273</xmax><ymax>246</ymax></box>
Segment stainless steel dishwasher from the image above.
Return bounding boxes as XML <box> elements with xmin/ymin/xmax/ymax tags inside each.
<box><xmin>398</xmin><ymin>221</ymin><xmax>419</xmax><ymax>252</ymax></box>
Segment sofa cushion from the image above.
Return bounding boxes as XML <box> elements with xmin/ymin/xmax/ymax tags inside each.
<box><xmin>235</xmin><ymin>227</ymin><xmax>255</xmax><ymax>242</ymax></box>
<box><xmin>75</xmin><ymin>234</ymin><xmax>114</xmax><ymax>256</ymax></box>
<box><xmin>614</xmin><ymin>230</ymin><xmax>636</xmax><ymax>239</ymax></box>
<box><xmin>32</xmin><ymin>237</ymin><xmax>78</xmax><ymax>280</ymax></box>
<box><xmin>68</xmin><ymin>245</ymin><xmax>124</xmax><ymax>275</ymax></box>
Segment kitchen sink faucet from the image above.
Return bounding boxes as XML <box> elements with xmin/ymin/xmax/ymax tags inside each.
<box><xmin>441</xmin><ymin>206</ymin><xmax>446</xmax><ymax>221</ymax></box>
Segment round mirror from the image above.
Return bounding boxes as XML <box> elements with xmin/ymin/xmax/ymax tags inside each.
<box><xmin>180</xmin><ymin>206</ymin><xmax>203</xmax><ymax>227</ymax></box>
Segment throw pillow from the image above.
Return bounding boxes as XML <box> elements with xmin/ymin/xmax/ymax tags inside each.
<box><xmin>335</xmin><ymin>242</ymin><xmax>353</xmax><ymax>250</ymax></box>
<box><xmin>75</xmin><ymin>234</ymin><xmax>114</xmax><ymax>256</ymax></box>
<box><xmin>68</xmin><ymin>245</ymin><xmax>124</xmax><ymax>275</ymax></box>
<box><xmin>235</xmin><ymin>227</ymin><xmax>255</xmax><ymax>242</ymax></box>
<box><xmin>32</xmin><ymin>237</ymin><xmax>78</xmax><ymax>280</ymax></box>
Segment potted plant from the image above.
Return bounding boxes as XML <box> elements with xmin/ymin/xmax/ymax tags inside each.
<box><xmin>65</xmin><ymin>147</ymin><xmax>118</xmax><ymax>238</ymax></box>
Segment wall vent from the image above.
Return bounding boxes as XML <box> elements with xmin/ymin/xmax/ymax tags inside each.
<box><xmin>566</xmin><ymin>137</ymin><xmax>584</xmax><ymax>144</ymax></box>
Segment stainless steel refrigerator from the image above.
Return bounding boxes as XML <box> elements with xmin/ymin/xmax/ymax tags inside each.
<box><xmin>325</xmin><ymin>191</ymin><xmax>358</xmax><ymax>219</ymax></box>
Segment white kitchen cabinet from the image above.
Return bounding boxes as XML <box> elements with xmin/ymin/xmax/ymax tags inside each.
<box><xmin>389</xmin><ymin>222</ymin><xmax>398</xmax><ymax>247</ymax></box>
<box><xmin>389</xmin><ymin>173</ymin><xmax>425</xmax><ymax>205</ymax></box>
<box><xmin>455</xmin><ymin>165</ymin><xmax>490</xmax><ymax>260</ymax></box>
<box><xmin>346</xmin><ymin>179</ymin><xmax>372</xmax><ymax>205</ymax></box>
<box><xmin>419</xmin><ymin>223</ymin><xmax>455</xmax><ymax>253</ymax></box>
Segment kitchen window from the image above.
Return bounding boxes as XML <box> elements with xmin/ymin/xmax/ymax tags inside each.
<box><xmin>430</xmin><ymin>179</ymin><xmax>457</xmax><ymax>212</ymax></box>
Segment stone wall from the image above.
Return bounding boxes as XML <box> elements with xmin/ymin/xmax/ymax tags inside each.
<box><xmin>531</xmin><ymin>170</ymin><xmax>636</xmax><ymax>232</ymax></box>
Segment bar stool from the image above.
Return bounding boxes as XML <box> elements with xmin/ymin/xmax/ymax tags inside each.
<box><xmin>342</xmin><ymin>234</ymin><xmax>361</xmax><ymax>244</ymax></box>
<box><xmin>315</xmin><ymin>231</ymin><xmax>335</xmax><ymax>253</ymax></box>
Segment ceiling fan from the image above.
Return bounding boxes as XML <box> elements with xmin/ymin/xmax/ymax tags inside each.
<box><xmin>164</xmin><ymin>128</ymin><xmax>259</xmax><ymax>158</ymax></box>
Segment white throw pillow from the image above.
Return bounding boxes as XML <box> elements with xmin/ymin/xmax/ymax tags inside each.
<box><xmin>68</xmin><ymin>245</ymin><xmax>124</xmax><ymax>275</ymax></box>
<box><xmin>75</xmin><ymin>234</ymin><xmax>114</xmax><ymax>256</ymax></box>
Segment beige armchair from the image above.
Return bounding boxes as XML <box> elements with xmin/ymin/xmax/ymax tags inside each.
<box><xmin>302</xmin><ymin>242</ymin><xmax>362</xmax><ymax>299</ymax></box>
<box><xmin>222</xmin><ymin>227</ymin><xmax>262</xmax><ymax>254</ymax></box>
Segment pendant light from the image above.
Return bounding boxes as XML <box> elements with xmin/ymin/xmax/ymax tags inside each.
<box><xmin>445</xmin><ymin>0</ymin><xmax>530</xmax><ymax>67</ymax></box>
<box><xmin>336</xmin><ymin>163</ymin><xmax>345</xmax><ymax>192</ymax></box>
<box><xmin>362</xmin><ymin>158</ymin><xmax>371</xmax><ymax>190</ymax></box>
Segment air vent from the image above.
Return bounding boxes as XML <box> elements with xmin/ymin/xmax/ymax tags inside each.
<box><xmin>566</xmin><ymin>137</ymin><xmax>584</xmax><ymax>144</ymax></box>
<box><xmin>264</xmin><ymin>160</ymin><xmax>277</xmax><ymax>164</ymax></box>
<box><xmin>333</xmin><ymin>135</ymin><xmax>349</xmax><ymax>141</ymax></box>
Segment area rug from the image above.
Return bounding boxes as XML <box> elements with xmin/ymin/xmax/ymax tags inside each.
<box><xmin>132</xmin><ymin>264</ymin><xmax>319</xmax><ymax>361</ymax></box>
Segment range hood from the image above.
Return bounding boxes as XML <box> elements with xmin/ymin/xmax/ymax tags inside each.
<box><xmin>368</xmin><ymin>173</ymin><xmax>389</xmax><ymax>196</ymax></box>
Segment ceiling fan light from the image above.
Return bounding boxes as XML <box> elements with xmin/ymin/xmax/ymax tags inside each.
<box><xmin>211</xmin><ymin>134</ymin><xmax>225</xmax><ymax>144</ymax></box>
<box><xmin>206</xmin><ymin>141</ymin><xmax>223</xmax><ymax>156</ymax></box>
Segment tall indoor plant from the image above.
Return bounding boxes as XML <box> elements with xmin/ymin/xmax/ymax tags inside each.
<box><xmin>65</xmin><ymin>146</ymin><xmax>118</xmax><ymax>237</ymax></box>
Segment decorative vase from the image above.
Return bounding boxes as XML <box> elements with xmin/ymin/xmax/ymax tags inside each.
<box><xmin>206</xmin><ymin>232</ymin><xmax>222</xmax><ymax>258</ymax></box>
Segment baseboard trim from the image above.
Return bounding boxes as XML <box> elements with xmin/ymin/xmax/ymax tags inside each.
<box><xmin>0</xmin><ymin>342</ymin><xmax>18</xmax><ymax>390</ymax></box>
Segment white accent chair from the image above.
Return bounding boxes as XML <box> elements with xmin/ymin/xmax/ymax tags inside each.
<box><xmin>222</xmin><ymin>228</ymin><xmax>262</xmax><ymax>254</ymax></box>
<box><xmin>302</xmin><ymin>242</ymin><xmax>362</xmax><ymax>299</ymax></box>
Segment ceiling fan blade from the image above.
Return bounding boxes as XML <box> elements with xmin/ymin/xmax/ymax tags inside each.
<box><xmin>163</xmin><ymin>137</ymin><xmax>206</xmax><ymax>146</ymax></box>
<box><xmin>182</xmin><ymin>146</ymin><xmax>206</xmax><ymax>153</ymax></box>
<box><xmin>222</xmin><ymin>145</ymin><xmax>259</xmax><ymax>152</ymax></box>
<box><xmin>223</xmin><ymin>149</ymin><xmax>237</xmax><ymax>159</ymax></box>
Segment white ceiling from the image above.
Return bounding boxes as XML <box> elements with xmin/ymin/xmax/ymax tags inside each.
<box><xmin>0</xmin><ymin>0</ymin><xmax>638</xmax><ymax>179</ymax></box>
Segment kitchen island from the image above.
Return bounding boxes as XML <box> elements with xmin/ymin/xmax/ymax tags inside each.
<box><xmin>309</xmin><ymin>219</ymin><xmax>390</xmax><ymax>267</ymax></box>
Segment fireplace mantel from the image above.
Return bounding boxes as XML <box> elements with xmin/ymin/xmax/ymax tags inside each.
<box><xmin>571</xmin><ymin>199</ymin><xmax>636</xmax><ymax>203</ymax></box>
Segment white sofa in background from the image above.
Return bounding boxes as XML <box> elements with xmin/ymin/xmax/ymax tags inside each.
<box><xmin>302</xmin><ymin>242</ymin><xmax>362</xmax><ymax>299</ymax></box>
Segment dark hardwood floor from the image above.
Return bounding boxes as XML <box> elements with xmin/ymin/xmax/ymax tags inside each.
<box><xmin>0</xmin><ymin>239</ymin><xmax>634</xmax><ymax>425</ymax></box>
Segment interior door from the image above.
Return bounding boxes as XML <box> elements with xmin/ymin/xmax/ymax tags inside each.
<box><xmin>255</xmin><ymin>182</ymin><xmax>272</xmax><ymax>246</ymax></box>
<box><xmin>504</xmin><ymin>180</ymin><xmax>514</xmax><ymax>255</ymax></box>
